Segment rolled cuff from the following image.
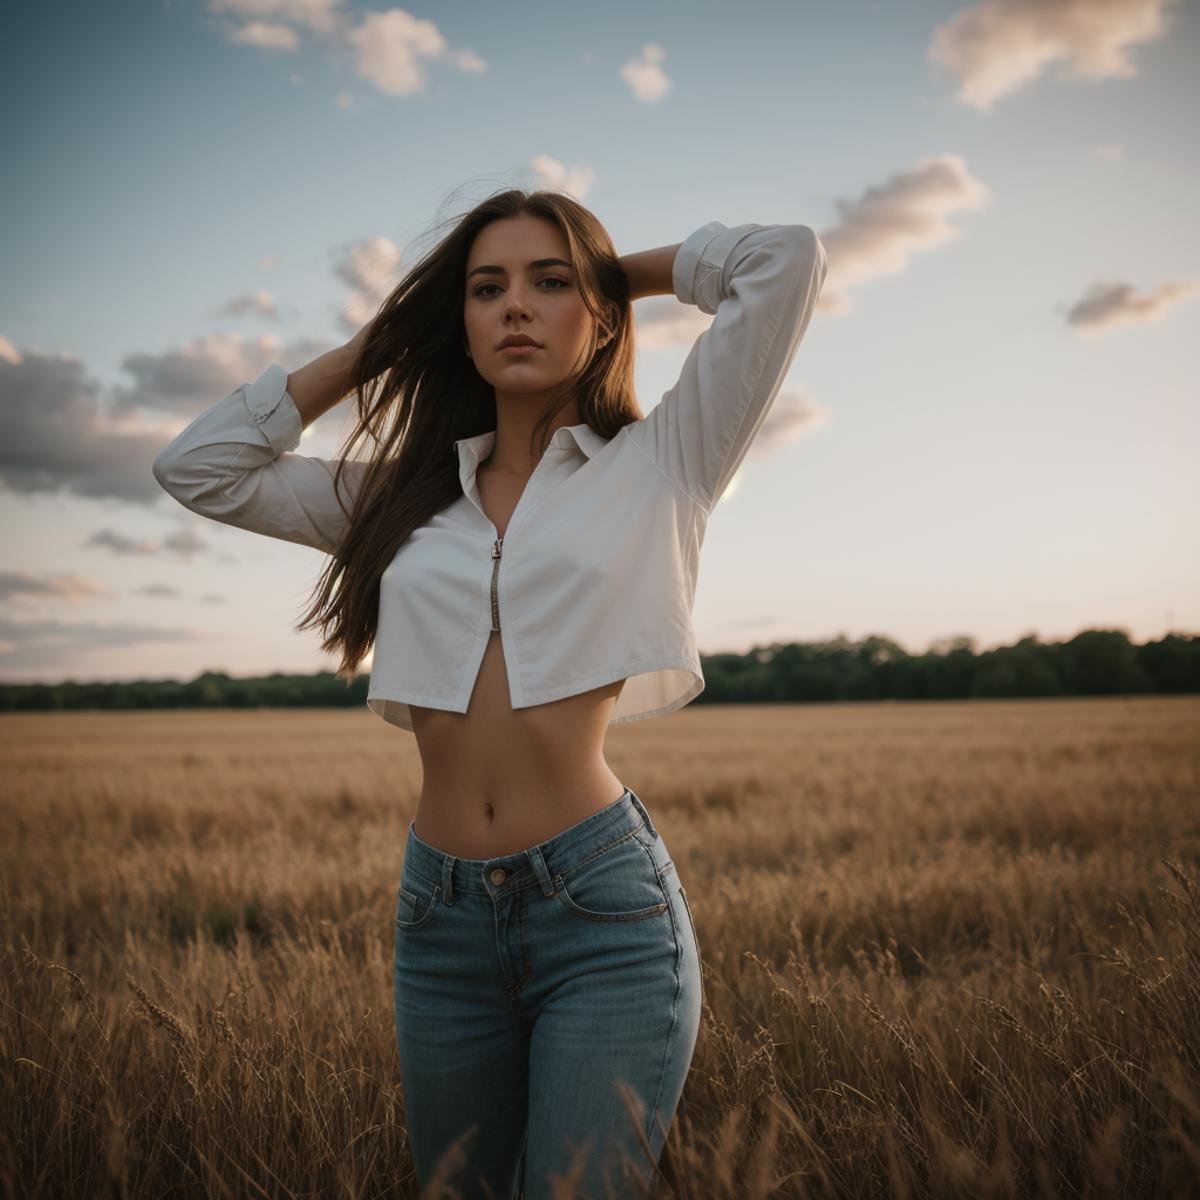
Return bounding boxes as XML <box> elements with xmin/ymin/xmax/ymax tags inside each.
<box><xmin>243</xmin><ymin>362</ymin><xmax>302</xmax><ymax>455</ymax></box>
<box><xmin>672</xmin><ymin>220</ymin><xmax>763</xmax><ymax>315</ymax></box>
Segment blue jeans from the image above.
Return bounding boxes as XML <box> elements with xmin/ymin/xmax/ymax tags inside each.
<box><xmin>392</xmin><ymin>786</ymin><xmax>703</xmax><ymax>1199</ymax></box>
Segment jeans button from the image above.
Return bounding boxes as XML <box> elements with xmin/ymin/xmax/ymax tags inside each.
<box><xmin>489</xmin><ymin>867</ymin><xmax>507</xmax><ymax>885</ymax></box>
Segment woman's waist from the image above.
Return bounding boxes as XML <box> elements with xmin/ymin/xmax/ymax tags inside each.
<box><xmin>416</xmin><ymin>744</ymin><xmax>626</xmax><ymax>857</ymax></box>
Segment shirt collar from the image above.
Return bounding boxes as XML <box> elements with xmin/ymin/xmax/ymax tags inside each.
<box><xmin>451</xmin><ymin>422</ymin><xmax>609</xmax><ymax>462</ymax></box>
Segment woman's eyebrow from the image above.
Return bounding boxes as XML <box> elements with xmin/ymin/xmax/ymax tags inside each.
<box><xmin>467</xmin><ymin>257</ymin><xmax>574</xmax><ymax>280</ymax></box>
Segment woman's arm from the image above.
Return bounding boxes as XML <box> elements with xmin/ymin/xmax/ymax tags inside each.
<box><xmin>151</xmin><ymin>330</ymin><xmax>375</xmax><ymax>554</ymax></box>
<box><xmin>621</xmin><ymin>221</ymin><xmax>828</xmax><ymax>513</ymax></box>
<box><xmin>287</xmin><ymin>324</ymin><xmax>368</xmax><ymax>429</ymax></box>
<box><xmin>618</xmin><ymin>243</ymin><xmax>681</xmax><ymax>302</ymax></box>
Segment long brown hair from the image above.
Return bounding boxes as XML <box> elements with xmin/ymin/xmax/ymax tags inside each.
<box><xmin>295</xmin><ymin>187</ymin><xmax>642</xmax><ymax>683</ymax></box>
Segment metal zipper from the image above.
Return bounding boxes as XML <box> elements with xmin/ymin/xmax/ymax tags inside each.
<box><xmin>489</xmin><ymin>535</ymin><xmax>504</xmax><ymax>631</ymax></box>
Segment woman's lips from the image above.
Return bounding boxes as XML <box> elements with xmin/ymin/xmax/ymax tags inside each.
<box><xmin>499</xmin><ymin>344</ymin><xmax>541</xmax><ymax>356</ymax></box>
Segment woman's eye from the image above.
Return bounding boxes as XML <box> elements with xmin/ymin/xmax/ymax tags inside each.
<box><xmin>472</xmin><ymin>278</ymin><xmax>569</xmax><ymax>297</ymax></box>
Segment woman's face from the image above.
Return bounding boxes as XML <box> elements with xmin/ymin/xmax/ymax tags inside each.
<box><xmin>463</xmin><ymin>214</ymin><xmax>598</xmax><ymax>404</ymax></box>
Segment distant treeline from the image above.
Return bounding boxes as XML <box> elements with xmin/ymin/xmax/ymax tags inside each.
<box><xmin>1</xmin><ymin>628</ymin><xmax>1197</xmax><ymax>715</ymax></box>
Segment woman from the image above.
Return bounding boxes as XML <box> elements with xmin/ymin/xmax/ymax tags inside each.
<box><xmin>152</xmin><ymin>188</ymin><xmax>828</xmax><ymax>1199</ymax></box>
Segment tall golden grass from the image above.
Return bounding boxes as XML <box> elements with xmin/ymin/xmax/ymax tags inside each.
<box><xmin>2</xmin><ymin>696</ymin><xmax>1197</xmax><ymax>1198</ymax></box>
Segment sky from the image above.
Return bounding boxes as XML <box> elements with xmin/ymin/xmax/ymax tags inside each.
<box><xmin>1</xmin><ymin>0</ymin><xmax>1197</xmax><ymax>686</ymax></box>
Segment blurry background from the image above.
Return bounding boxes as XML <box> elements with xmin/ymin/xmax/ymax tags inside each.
<box><xmin>2</xmin><ymin>0</ymin><xmax>1197</xmax><ymax>685</ymax></box>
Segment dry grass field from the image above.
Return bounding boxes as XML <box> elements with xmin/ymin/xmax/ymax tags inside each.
<box><xmin>2</xmin><ymin>696</ymin><xmax>1198</xmax><ymax>1199</ymax></box>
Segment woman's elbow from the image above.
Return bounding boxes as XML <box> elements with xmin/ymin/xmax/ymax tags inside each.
<box><xmin>151</xmin><ymin>449</ymin><xmax>219</xmax><ymax>513</ymax></box>
<box><xmin>151</xmin><ymin>447</ymin><xmax>182</xmax><ymax>496</ymax></box>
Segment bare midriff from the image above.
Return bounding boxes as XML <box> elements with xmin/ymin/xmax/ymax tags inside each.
<box><xmin>409</xmin><ymin>626</ymin><xmax>627</xmax><ymax>858</ymax></box>
<box><xmin>406</xmin><ymin>450</ymin><xmax>633</xmax><ymax>859</ymax></box>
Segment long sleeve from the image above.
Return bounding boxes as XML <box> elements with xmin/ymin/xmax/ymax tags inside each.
<box><xmin>151</xmin><ymin>362</ymin><xmax>368</xmax><ymax>554</ymax></box>
<box><xmin>632</xmin><ymin>220</ymin><xmax>828</xmax><ymax>513</ymax></box>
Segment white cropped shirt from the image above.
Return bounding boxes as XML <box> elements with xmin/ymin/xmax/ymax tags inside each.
<box><xmin>152</xmin><ymin>219</ymin><xmax>828</xmax><ymax>732</ymax></box>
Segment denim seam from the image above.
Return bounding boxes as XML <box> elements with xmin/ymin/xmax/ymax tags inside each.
<box><xmin>647</xmin><ymin>881</ymin><xmax>685</xmax><ymax>1152</ymax></box>
<box><xmin>495</xmin><ymin>900</ymin><xmax>520</xmax><ymax>1002</ymax></box>
<box><xmin>558</xmin><ymin>825</ymin><xmax>645</xmax><ymax>879</ymax></box>
<box><xmin>515</xmin><ymin>886</ymin><xmax>532</xmax><ymax>993</ymax></box>
<box><xmin>394</xmin><ymin>883</ymin><xmax>441</xmax><ymax>930</ymax></box>
<box><xmin>553</xmin><ymin>888</ymin><xmax>668</xmax><ymax>923</ymax></box>
<box><xmin>638</xmin><ymin>838</ymin><xmax>671</xmax><ymax>907</ymax></box>
<box><xmin>680</xmin><ymin>883</ymin><xmax>705</xmax><ymax>1007</ymax></box>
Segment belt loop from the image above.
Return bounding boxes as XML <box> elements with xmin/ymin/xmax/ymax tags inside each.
<box><xmin>441</xmin><ymin>854</ymin><xmax>456</xmax><ymax>905</ymax></box>
<box><xmin>627</xmin><ymin>788</ymin><xmax>658</xmax><ymax>840</ymax></box>
<box><xmin>525</xmin><ymin>845</ymin><xmax>556</xmax><ymax>897</ymax></box>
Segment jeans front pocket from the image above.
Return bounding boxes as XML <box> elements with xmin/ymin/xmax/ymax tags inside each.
<box><xmin>553</xmin><ymin>828</ymin><xmax>670</xmax><ymax>923</ymax></box>
<box><xmin>394</xmin><ymin>868</ymin><xmax>441</xmax><ymax>932</ymax></box>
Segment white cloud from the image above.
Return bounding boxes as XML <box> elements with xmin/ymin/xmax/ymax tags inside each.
<box><xmin>229</xmin><ymin>21</ymin><xmax>300</xmax><ymax>52</ymax></box>
<box><xmin>813</xmin><ymin>153</ymin><xmax>991</xmax><ymax>316</ymax></box>
<box><xmin>331</xmin><ymin>236</ymin><xmax>404</xmax><ymax>334</ymax></box>
<box><xmin>619</xmin><ymin>42</ymin><xmax>672</xmax><ymax>102</ymax></box>
<box><xmin>631</xmin><ymin>299</ymin><xmax>710</xmax><ymax>351</ymax></box>
<box><xmin>450</xmin><ymin>47</ymin><xmax>487</xmax><ymax>74</ymax></box>
<box><xmin>0</xmin><ymin>571</ymin><xmax>113</xmax><ymax>603</ymax></box>
<box><xmin>224</xmin><ymin>289</ymin><xmax>279</xmax><ymax>318</ymax></box>
<box><xmin>754</xmin><ymin>389</ymin><xmax>831</xmax><ymax>454</ymax></box>
<box><xmin>528</xmin><ymin>154</ymin><xmax>597</xmax><ymax>201</ymax></box>
<box><xmin>927</xmin><ymin>0</ymin><xmax>1181</xmax><ymax>112</ymax></box>
<box><xmin>210</xmin><ymin>2</ymin><xmax>486</xmax><ymax>97</ymax></box>
<box><xmin>85</xmin><ymin>527</ymin><xmax>220</xmax><ymax>561</ymax></box>
<box><xmin>1065</xmin><ymin>276</ymin><xmax>1200</xmax><ymax>334</ymax></box>
<box><xmin>208</xmin><ymin>0</ymin><xmax>348</xmax><ymax>37</ymax></box>
<box><xmin>346</xmin><ymin>9</ymin><xmax>445</xmax><ymax>96</ymax></box>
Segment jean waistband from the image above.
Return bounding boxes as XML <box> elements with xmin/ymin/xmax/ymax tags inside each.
<box><xmin>403</xmin><ymin>785</ymin><xmax>659</xmax><ymax>904</ymax></box>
